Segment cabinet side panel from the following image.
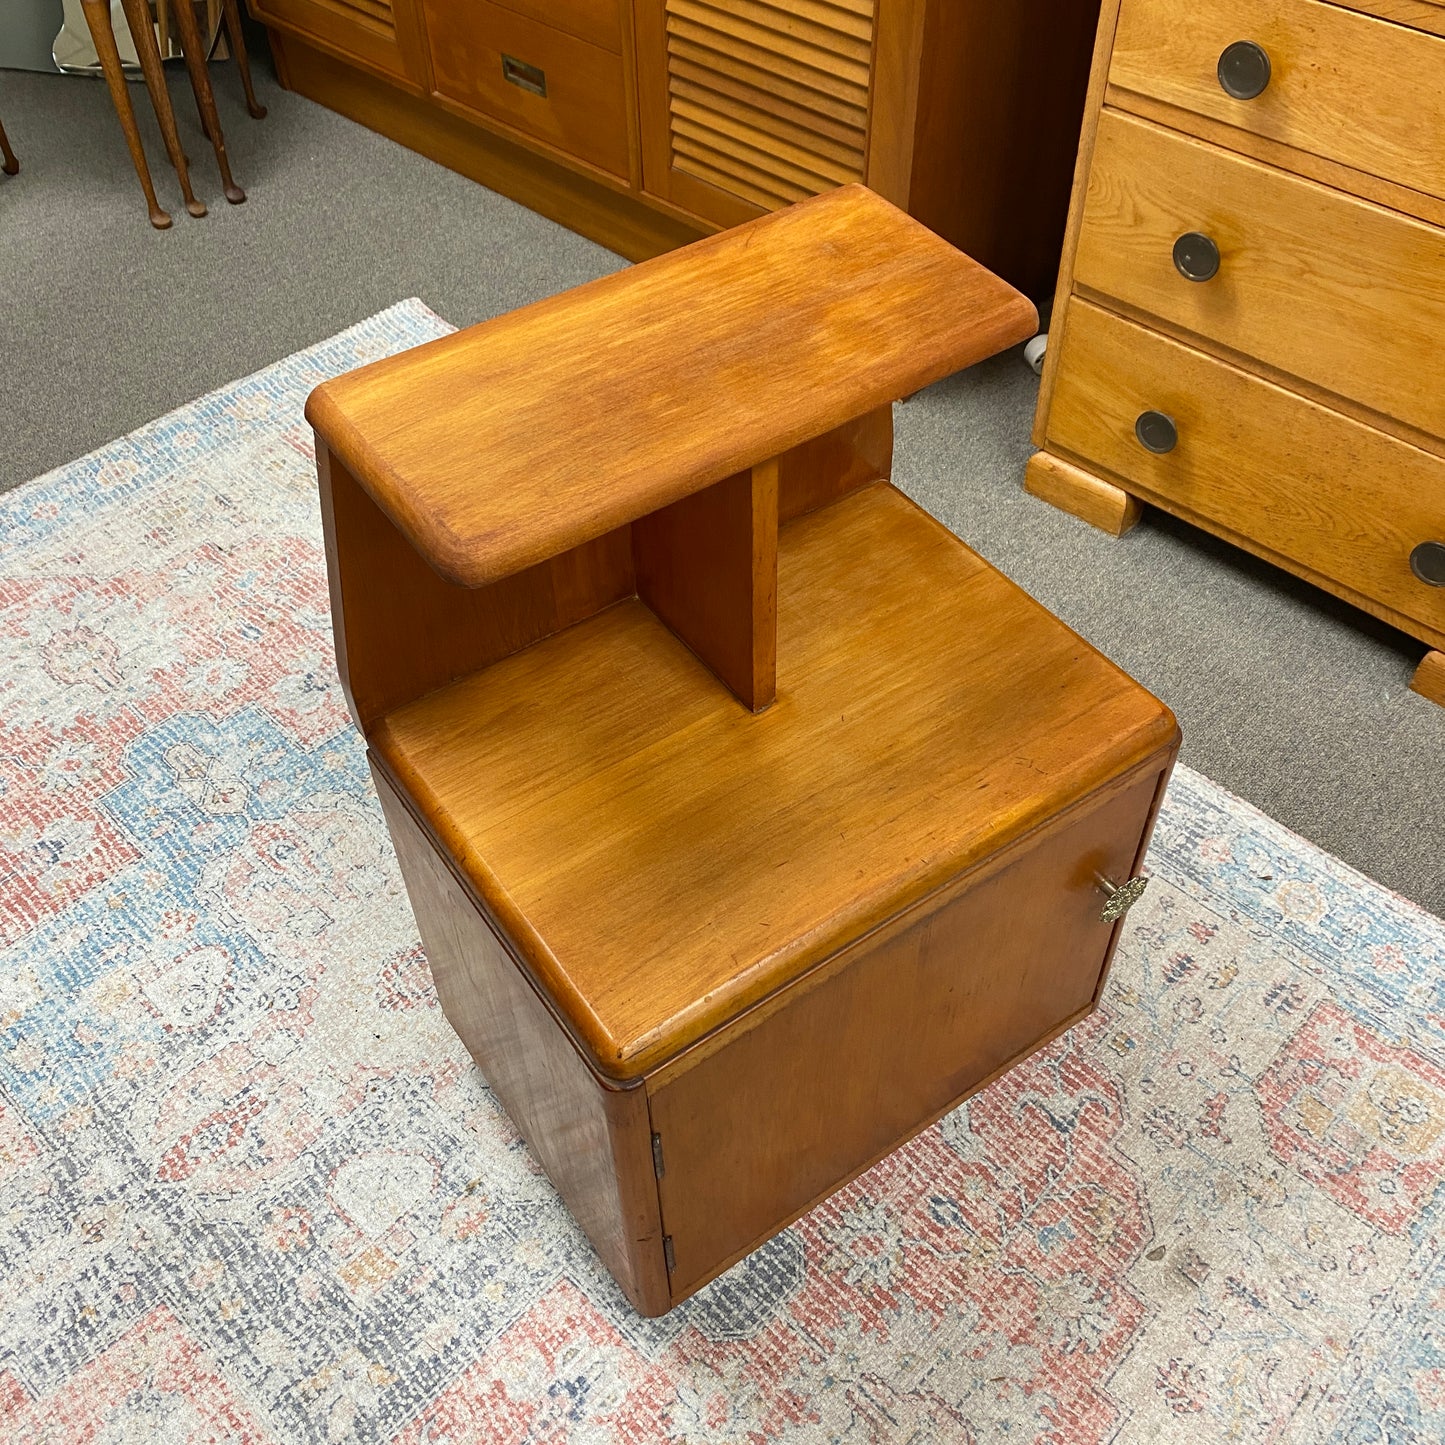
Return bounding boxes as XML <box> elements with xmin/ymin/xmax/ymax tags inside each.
<box><xmin>904</xmin><ymin>0</ymin><xmax>1103</xmax><ymax>300</ymax></box>
<box><xmin>649</xmin><ymin>761</ymin><xmax>1168</xmax><ymax>1302</ymax></box>
<box><xmin>319</xmin><ymin>444</ymin><xmax>636</xmax><ymax>731</ymax></box>
<box><xmin>372</xmin><ymin>762</ymin><xmax>670</xmax><ymax>1315</ymax></box>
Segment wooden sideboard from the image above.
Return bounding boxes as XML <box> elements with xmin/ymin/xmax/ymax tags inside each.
<box><xmin>1027</xmin><ymin>0</ymin><xmax>1445</xmax><ymax>705</ymax></box>
<box><xmin>247</xmin><ymin>0</ymin><xmax>1100</xmax><ymax>296</ymax></box>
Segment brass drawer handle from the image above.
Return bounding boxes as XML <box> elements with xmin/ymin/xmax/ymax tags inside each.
<box><xmin>1411</xmin><ymin>541</ymin><xmax>1445</xmax><ymax>586</ymax></box>
<box><xmin>1218</xmin><ymin>40</ymin><xmax>1271</xmax><ymax>101</ymax></box>
<box><xmin>1173</xmin><ymin>231</ymin><xmax>1220</xmax><ymax>283</ymax></box>
<box><xmin>502</xmin><ymin>54</ymin><xmax>547</xmax><ymax>98</ymax></box>
<box><xmin>1135</xmin><ymin>410</ymin><xmax>1178</xmax><ymax>454</ymax></box>
<box><xmin>1097</xmin><ymin>874</ymin><xmax>1149</xmax><ymax>923</ymax></box>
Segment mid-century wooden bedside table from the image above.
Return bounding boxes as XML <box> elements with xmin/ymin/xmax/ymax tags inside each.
<box><xmin>307</xmin><ymin>186</ymin><xmax>1181</xmax><ymax>1316</ymax></box>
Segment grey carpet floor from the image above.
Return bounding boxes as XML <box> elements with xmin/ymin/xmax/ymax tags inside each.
<box><xmin>2</xmin><ymin>58</ymin><xmax>1442</xmax><ymax>915</ymax></box>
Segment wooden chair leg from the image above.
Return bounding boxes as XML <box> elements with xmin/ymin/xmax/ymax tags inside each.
<box><xmin>169</xmin><ymin>0</ymin><xmax>245</xmax><ymax>204</ymax></box>
<box><xmin>219</xmin><ymin>0</ymin><xmax>267</xmax><ymax>118</ymax></box>
<box><xmin>0</xmin><ymin>117</ymin><xmax>17</xmax><ymax>176</ymax></box>
<box><xmin>119</xmin><ymin>0</ymin><xmax>207</xmax><ymax>216</ymax></box>
<box><xmin>79</xmin><ymin>0</ymin><xmax>171</xmax><ymax>228</ymax></box>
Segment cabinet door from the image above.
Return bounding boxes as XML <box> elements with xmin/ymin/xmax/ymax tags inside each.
<box><xmin>647</xmin><ymin>763</ymin><xmax>1171</xmax><ymax>1303</ymax></box>
<box><xmin>251</xmin><ymin>0</ymin><xmax>430</xmax><ymax>89</ymax></box>
<box><xmin>634</xmin><ymin>0</ymin><xmax>877</xmax><ymax>227</ymax></box>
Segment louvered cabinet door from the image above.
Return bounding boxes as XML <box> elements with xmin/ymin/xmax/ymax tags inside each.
<box><xmin>634</xmin><ymin>0</ymin><xmax>877</xmax><ymax>227</ymax></box>
<box><xmin>252</xmin><ymin>0</ymin><xmax>429</xmax><ymax>89</ymax></box>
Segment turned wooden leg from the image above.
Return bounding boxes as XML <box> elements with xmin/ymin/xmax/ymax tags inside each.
<box><xmin>170</xmin><ymin>0</ymin><xmax>245</xmax><ymax>203</ymax></box>
<box><xmin>0</xmin><ymin>117</ymin><xmax>17</xmax><ymax>176</ymax></box>
<box><xmin>80</xmin><ymin>0</ymin><xmax>171</xmax><ymax>228</ymax></box>
<box><xmin>1411</xmin><ymin>650</ymin><xmax>1445</xmax><ymax>707</ymax></box>
<box><xmin>1024</xmin><ymin>451</ymin><xmax>1143</xmax><ymax>538</ymax></box>
<box><xmin>218</xmin><ymin>0</ymin><xmax>266</xmax><ymax>117</ymax></box>
<box><xmin>119</xmin><ymin>0</ymin><xmax>206</xmax><ymax>217</ymax></box>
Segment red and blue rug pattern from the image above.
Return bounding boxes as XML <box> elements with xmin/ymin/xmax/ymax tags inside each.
<box><xmin>2</xmin><ymin>301</ymin><xmax>1443</xmax><ymax>1444</ymax></box>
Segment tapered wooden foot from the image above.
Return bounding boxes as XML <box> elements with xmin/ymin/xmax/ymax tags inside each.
<box><xmin>119</xmin><ymin>0</ymin><xmax>207</xmax><ymax>217</ymax></box>
<box><xmin>80</xmin><ymin>0</ymin><xmax>171</xmax><ymax>228</ymax></box>
<box><xmin>0</xmin><ymin>117</ymin><xmax>17</xmax><ymax>175</ymax></box>
<box><xmin>1411</xmin><ymin>650</ymin><xmax>1445</xmax><ymax>707</ymax></box>
<box><xmin>219</xmin><ymin>0</ymin><xmax>267</xmax><ymax>117</ymax></box>
<box><xmin>171</xmin><ymin>0</ymin><xmax>245</xmax><ymax>203</ymax></box>
<box><xmin>1025</xmin><ymin>451</ymin><xmax>1142</xmax><ymax>538</ymax></box>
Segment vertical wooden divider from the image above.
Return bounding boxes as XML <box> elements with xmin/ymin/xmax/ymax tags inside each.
<box><xmin>633</xmin><ymin>457</ymin><xmax>780</xmax><ymax>711</ymax></box>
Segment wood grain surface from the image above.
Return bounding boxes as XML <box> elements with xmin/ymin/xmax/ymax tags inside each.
<box><xmin>372</xmin><ymin>761</ymin><xmax>671</xmax><ymax>1314</ymax></box>
<box><xmin>1074</xmin><ymin>111</ymin><xmax>1445</xmax><ymax>442</ymax></box>
<box><xmin>1411</xmin><ymin>650</ymin><xmax>1445</xmax><ymax>706</ymax></box>
<box><xmin>1338</xmin><ymin>0</ymin><xmax>1445</xmax><ymax>38</ymax></box>
<box><xmin>633</xmin><ymin>459</ymin><xmax>779</xmax><ymax>711</ymax></box>
<box><xmin>1044</xmin><ymin>298</ymin><xmax>1445</xmax><ymax>646</ymax></box>
<box><xmin>422</xmin><ymin>0</ymin><xmax>632</xmax><ymax>179</ymax></box>
<box><xmin>306</xmin><ymin>184</ymin><xmax>1036</xmax><ymax>588</ymax></box>
<box><xmin>1024</xmin><ymin>449</ymin><xmax>1143</xmax><ymax>536</ymax></box>
<box><xmin>319</xmin><ymin>411</ymin><xmax>894</xmax><ymax>730</ymax></box>
<box><xmin>319</xmin><ymin>444</ymin><xmax>637</xmax><ymax>730</ymax></box>
<box><xmin>1110</xmin><ymin>0</ymin><xmax>1445</xmax><ymax>204</ymax></box>
<box><xmin>776</xmin><ymin>405</ymin><xmax>892</xmax><ymax>523</ymax></box>
<box><xmin>1102</xmin><ymin>85</ymin><xmax>1445</xmax><ymax>231</ymax></box>
<box><xmin>373</xmin><ymin>483</ymin><xmax>1177</xmax><ymax>1079</ymax></box>
<box><xmin>489</xmin><ymin>0</ymin><xmax>623</xmax><ymax>52</ymax></box>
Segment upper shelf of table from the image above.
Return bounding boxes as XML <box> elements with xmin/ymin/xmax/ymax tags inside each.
<box><xmin>305</xmin><ymin>185</ymin><xmax>1038</xmax><ymax>588</ymax></box>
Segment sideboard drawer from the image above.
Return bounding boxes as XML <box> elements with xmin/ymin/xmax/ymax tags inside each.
<box><xmin>424</xmin><ymin>0</ymin><xmax>631</xmax><ymax>178</ymax></box>
<box><xmin>1110</xmin><ymin>0</ymin><xmax>1445</xmax><ymax>203</ymax></box>
<box><xmin>1045</xmin><ymin>298</ymin><xmax>1445</xmax><ymax>642</ymax></box>
<box><xmin>1074</xmin><ymin>111</ymin><xmax>1445</xmax><ymax>439</ymax></box>
<box><xmin>489</xmin><ymin>0</ymin><xmax>622</xmax><ymax>53</ymax></box>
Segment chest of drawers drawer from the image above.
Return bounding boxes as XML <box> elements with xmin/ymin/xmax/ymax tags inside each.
<box><xmin>1073</xmin><ymin>110</ymin><xmax>1445</xmax><ymax>440</ymax></box>
<box><xmin>1045</xmin><ymin>299</ymin><xmax>1445</xmax><ymax>644</ymax></box>
<box><xmin>424</xmin><ymin>0</ymin><xmax>632</xmax><ymax>179</ymax></box>
<box><xmin>1109</xmin><ymin>0</ymin><xmax>1445</xmax><ymax>204</ymax></box>
<box><xmin>488</xmin><ymin>0</ymin><xmax>623</xmax><ymax>53</ymax></box>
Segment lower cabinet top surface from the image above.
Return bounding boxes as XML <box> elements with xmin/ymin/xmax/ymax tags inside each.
<box><xmin>374</xmin><ymin>483</ymin><xmax>1178</xmax><ymax>1080</ymax></box>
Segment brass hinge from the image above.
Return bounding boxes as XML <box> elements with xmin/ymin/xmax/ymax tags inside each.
<box><xmin>651</xmin><ymin>1132</ymin><xmax>665</xmax><ymax>1178</ymax></box>
<box><xmin>663</xmin><ymin>1235</ymin><xmax>675</xmax><ymax>1273</ymax></box>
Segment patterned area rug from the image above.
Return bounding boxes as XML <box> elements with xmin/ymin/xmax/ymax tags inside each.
<box><xmin>2</xmin><ymin>300</ymin><xmax>1443</xmax><ymax>1445</ymax></box>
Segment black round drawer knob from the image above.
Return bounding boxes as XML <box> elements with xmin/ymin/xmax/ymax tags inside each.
<box><xmin>1411</xmin><ymin>541</ymin><xmax>1445</xmax><ymax>586</ymax></box>
<box><xmin>1135</xmin><ymin>410</ymin><xmax>1178</xmax><ymax>454</ymax></box>
<box><xmin>1173</xmin><ymin>232</ymin><xmax>1221</xmax><ymax>282</ymax></box>
<box><xmin>1218</xmin><ymin>40</ymin><xmax>1271</xmax><ymax>100</ymax></box>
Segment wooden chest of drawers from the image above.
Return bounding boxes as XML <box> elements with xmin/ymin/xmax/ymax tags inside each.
<box><xmin>1028</xmin><ymin>0</ymin><xmax>1445</xmax><ymax>707</ymax></box>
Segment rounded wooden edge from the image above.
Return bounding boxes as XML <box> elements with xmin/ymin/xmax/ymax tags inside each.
<box><xmin>1024</xmin><ymin>451</ymin><xmax>1144</xmax><ymax>537</ymax></box>
<box><xmin>1410</xmin><ymin>650</ymin><xmax>1445</xmax><ymax>707</ymax></box>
